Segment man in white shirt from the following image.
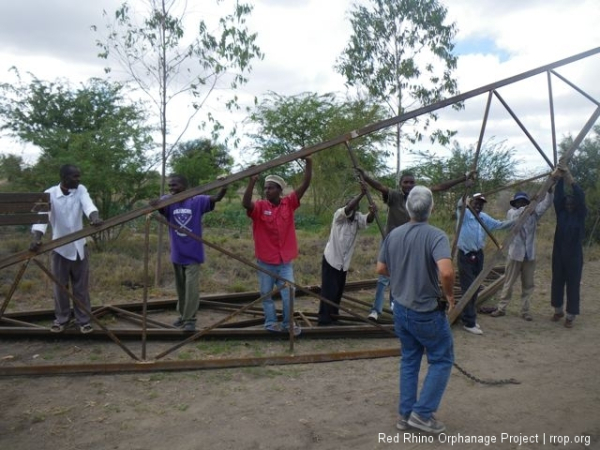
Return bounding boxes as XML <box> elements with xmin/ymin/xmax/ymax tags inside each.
<box><xmin>317</xmin><ymin>184</ymin><xmax>376</xmax><ymax>325</ymax></box>
<box><xmin>30</xmin><ymin>164</ymin><xmax>103</xmax><ymax>334</ymax></box>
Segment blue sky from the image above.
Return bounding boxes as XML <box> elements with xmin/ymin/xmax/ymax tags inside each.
<box><xmin>454</xmin><ymin>37</ymin><xmax>511</xmax><ymax>63</ymax></box>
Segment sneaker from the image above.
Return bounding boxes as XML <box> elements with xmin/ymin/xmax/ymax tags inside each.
<box><xmin>396</xmin><ymin>415</ymin><xmax>410</xmax><ymax>431</ymax></box>
<box><xmin>367</xmin><ymin>311</ymin><xmax>379</xmax><ymax>321</ymax></box>
<box><xmin>521</xmin><ymin>312</ymin><xmax>533</xmax><ymax>321</ymax></box>
<box><xmin>407</xmin><ymin>412</ymin><xmax>445</xmax><ymax>434</ymax></box>
<box><xmin>282</xmin><ymin>323</ymin><xmax>302</xmax><ymax>337</ymax></box>
<box><xmin>173</xmin><ymin>317</ymin><xmax>184</xmax><ymax>328</ymax></box>
<box><xmin>551</xmin><ymin>312</ymin><xmax>565</xmax><ymax>322</ymax></box>
<box><xmin>265</xmin><ymin>323</ymin><xmax>283</xmax><ymax>333</ymax></box>
<box><xmin>183</xmin><ymin>322</ymin><xmax>196</xmax><ymax>332</ymax></box>
<box><xmin>490</xmin><ymin>309</ymin><xmax>505</xmax><ymax>317</ymax></box>
<box><xmin>463</xmin><ymin>324</ymin><xmax>483</xmax><ymax>335</ymax></box>
<box><xmin>79</xmin><ymin>323</ymin><xmax>93</xmax><ymax>334</ymax></box>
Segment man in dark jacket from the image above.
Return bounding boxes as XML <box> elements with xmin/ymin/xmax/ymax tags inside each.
<box><xmin>551</xmin><ymin>168</ymin><xmax>587</xmax><ymax>328</ymax></box>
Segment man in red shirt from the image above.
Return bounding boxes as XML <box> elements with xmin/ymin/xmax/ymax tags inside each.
<box><xmin>242</xmin><ymin>157</ymin><xmax>312</xmax><ymax>335</ymax></box>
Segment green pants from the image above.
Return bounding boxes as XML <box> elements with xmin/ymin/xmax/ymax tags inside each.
<box><xmin>173</xmin><ymin>263</ymin><xmax>201</xmax><ymax>323</ymax></box>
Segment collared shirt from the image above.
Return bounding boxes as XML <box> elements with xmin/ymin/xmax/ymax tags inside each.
<box><xmin>383</xmin><ymin>188</ymin><xmax>409</xmax><ymax>235</ymax></box>
<box><xmin>248</xmin><ymin>191</ymin><xmax>300</xmax><ymax>264</ymax></box>
<box><xmin>506</xmin><ymin>192</ymin><xmax>553</xmax><ymax>261</ymax></box>
<box><xmin>32</xmin><ymin>184</ymin><xmax>99</xmax><ymax>261</ymax></box>
<box><xmin>456</xmin><ymin>199</ymin><xmax>513</xmax><ymax>253</ymax></box>
<box><xmin>323</xmin><ymin>207</ymin><xmax>369</xmax><ymax>271</ymax></box>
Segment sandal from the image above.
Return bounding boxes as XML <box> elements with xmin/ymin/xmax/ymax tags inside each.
<box><xmin>50</xmin><ymin>323</ymin><xmax>65</xmax><ymax>333</ymax></box>
<box><xmin>79</xmin><ymin>323</ymin><xmax>94</xmax><ymax>334</ymax></box>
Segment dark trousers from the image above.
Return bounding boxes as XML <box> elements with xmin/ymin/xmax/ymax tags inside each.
<box><xmin>51</xmin><ymin>249</ymin><xmax>91</xmax><ymax>326</ymax></box>
<box><xmin>318</xmin><ymin>256</ymin><xmax>347</xmax><ymax>324</ymax></box>
<box><xmin>458</xmin><ymin>249</ymin><xmax>483</xmax><ymax>328</ymax></box>
<box><xmin>551</xmin><ymin>246</ymin><xmax>583</xmax><ymax>315</ymax></box>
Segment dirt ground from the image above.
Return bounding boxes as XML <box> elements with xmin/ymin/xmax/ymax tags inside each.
<box><xmin>1</xmin><ymin>258</ymin><xmax>599</xmax><ymax>450</ymax></box>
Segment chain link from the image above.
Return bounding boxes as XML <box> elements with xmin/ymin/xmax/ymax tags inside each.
<box><xmin>453</xmin><ymin>361</ymin><xmax>520</xmax><ymax>385</ymax></box>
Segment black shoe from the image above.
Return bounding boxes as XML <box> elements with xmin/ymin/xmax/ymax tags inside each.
<box><xmin>183</xmin><ymin>322</ymin><xmax>196</xmax><ymax>332</ymax></box>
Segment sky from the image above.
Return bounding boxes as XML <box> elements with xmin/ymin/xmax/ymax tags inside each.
<box><xmin>1</xmin><ymin>0</ymin><xmax>599</xmax><ymax>177</ymax></box>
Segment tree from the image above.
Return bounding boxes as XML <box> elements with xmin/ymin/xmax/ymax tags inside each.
<box><xmin>170</xmin><ymin>138</ymin><xmax>233</xmax><ymax>186</ymax></box>
<box><xmin>94</xmin><ymin>0</ymin><xmax>263</xmax><ymax>192</ymax></box>
<box><xmin>0</xmin><ymin>73</ymin><xmax>157</xmax><ymax>241</ymax></box>
<box><xmin>94</xmin><ymin>0</ymin><xmax>263</xmax><ymax>279</ymax></box>
<box><xmin>409</xmin><ymin>138</ymin><xmax>518</xmax><ymax>219</ymax></box>
<box><xmin>336</xmin><ymin>0</ymin><xmax>460</xmax><ymax>182</ymax></box>
<box><xmin>247</xmin><ymin>91</ymin><xmax>392</xmax><ymax>217</ymax></box>
<box><xmin>559</xmin><ymin>125</ymin><xmax>600</xmax><ymax>243</ymax></box>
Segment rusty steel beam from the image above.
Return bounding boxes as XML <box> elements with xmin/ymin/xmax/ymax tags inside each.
<box><xmin>0</xmin><ymin>347</ymin><xmax>400</xmax><ymax>377</ymax></box>
<box><xmin>0</xmin><ymin>279</ymin><xmax>376</xmax><ymax>323</ymax></box>
<box><xmin>492</xmin><ymin>90</ymin><xmax>554</xmax><ymax>168</ymax></box>
<box><xmin>0</xmin><ymin>324</ymin><xmax>394</xmax><ymax>340</ymax></box>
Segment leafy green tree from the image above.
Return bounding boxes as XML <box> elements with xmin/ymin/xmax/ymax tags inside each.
<box><xmin>94</xmin><ymin>0</ymin><xmax>263</xmax><ymax>192</ymax></box>
<box><xmin>559</xmin><ymin>125</ymin><xmax>600</xmax><ymax>242</ymax></box>
<box><xmin>336</xmin><ymin>0</ymin><xmax>460</xmax><ymax>181</ymax></box>
<box><xmin>95</xmin><ymin>0</ymin><xmax>263</xmax><ymax>277</ymax></box>
<box><xmin>247</xmin><ymin>91</ymin><xmax>391</xmax><ymax>217</ymax></box>
<box><xmin>169</xmin><ymin>138</ymin><xmax>233</xmax><ymax>186</ymax></box>
<box><xmin>0</xmin><ymin>73</ymin><xmax>157</xmax><ymax>241</ymax></box>
<box><xmin>409</xmin><ymin>138</ymin><xmax>517</xmax><ymax>218</ymax></box>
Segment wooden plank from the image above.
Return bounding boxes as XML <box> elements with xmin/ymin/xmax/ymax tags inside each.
<box><xmin>0</xmin><ymin>203</ymin><xmax>50</xmax><ymax>213</ymax></box>
<box><xmin>0</xmin><ymin>193</ymin><xmax>49</xmax><ymax>203</ymax></box>
<box><xmin>0</xmin><ymin>214</ymin><xmax>49</xmax><ymax>226</ymax></box>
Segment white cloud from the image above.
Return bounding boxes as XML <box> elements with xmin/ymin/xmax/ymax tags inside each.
<box><xmin>0</xmin><ymin>0</ymin><xmax>599</xmax><ymax>172</ymax></box>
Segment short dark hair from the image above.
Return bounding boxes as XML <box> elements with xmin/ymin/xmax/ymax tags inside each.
<box><xmin>400</xmin><ymin>171</ymin><xmax>415</xmax><ymax>182</ymax></box>
<box><xmin>59</xmin><ymin>164</ymin><xmax>79</xmax><ymax>179</ymax></box>
<box><xmin>168</xmin><ymin>174</ymin><xmax>188</xmax><ymax>188</ymax></box>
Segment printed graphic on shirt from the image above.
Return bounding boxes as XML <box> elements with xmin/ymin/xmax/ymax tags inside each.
<box><xmin>173</xmin><ymin>208</ymin><xmax>192</xmax><ymax>236</ymax></box>
<box><xmin>263</xmin><ymin>210</ymin><xmax>272</xmax><ymax>216</ymax></box>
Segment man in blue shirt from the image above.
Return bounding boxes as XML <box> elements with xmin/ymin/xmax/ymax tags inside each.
<box><xmin>456</xmin><ymin>193</ymin><xmax>513</xmax><ymax>335</ymax></box>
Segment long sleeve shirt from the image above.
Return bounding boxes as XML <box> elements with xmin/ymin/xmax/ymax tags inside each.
<box><xmin>506</xmin><ymin>192</ymin><xmax>553</xmax><ymax>261</ymax></box>
<box><xmin>554</xmin><ymin>179</ymin><xmax>587</xmax><ymax>251</ymax></box>
<box><xmin>32</xmin><ymin>184</ymin><xmax>99</xmax><ymax>261</ymax></box>
<box><xmin>456</xmin><ymin>199</ymin><xmax>513</xmax><ymax>253</ymax></box>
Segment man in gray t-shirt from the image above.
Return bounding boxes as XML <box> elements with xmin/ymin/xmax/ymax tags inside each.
<box><xmin>377</xmin><ymin>186</ymin><xmax>455</xmax><ymax>435</ymax></box>
<box><xmin>358</xmin><ymin>167</ymin><xmax>472</xmax><ymax>321</ymax></box>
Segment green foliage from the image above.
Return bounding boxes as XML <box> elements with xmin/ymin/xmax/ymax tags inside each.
<box><xmin>0</xmin><ymin>73</ymin><xmax>159</xmax><ymax>241</ymax></box>
<box><xmin>409</xmin><ymin>138</ymin><xmax>518</xmax><ymax>217</ymax></box>
<box><xmin>169</xmin><ymin>138</ymin><xmax>233</xmax><ymax>186</ymax></box>
<box><xmin>247</xmin><ymin>91</ymin><xmax>392</xmax><ymax>215</ymax></box>
<box><xmin>560</xmin><ymin>125</ymin><xmax>600</xmax><ymax>242</ymax></box>
<box><xmin>336</xmin><ymin>0</ymin><xmax>461</xmax><ymax>178</ymax></box>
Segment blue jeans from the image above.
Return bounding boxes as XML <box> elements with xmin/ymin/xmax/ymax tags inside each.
<box><xmin>257</xmin><ymin>260</ymin><xmax>294</xmax><ymax>328</ymax></box>
<box><xmin>371</xmin><ymin>274</ymin><xmax>391</xmax><ymax>314</ymax></box>
<box><xmin>393</xmin><ymin>302</ymin><xmax>454</xmax><ymax>420</ymax></box>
